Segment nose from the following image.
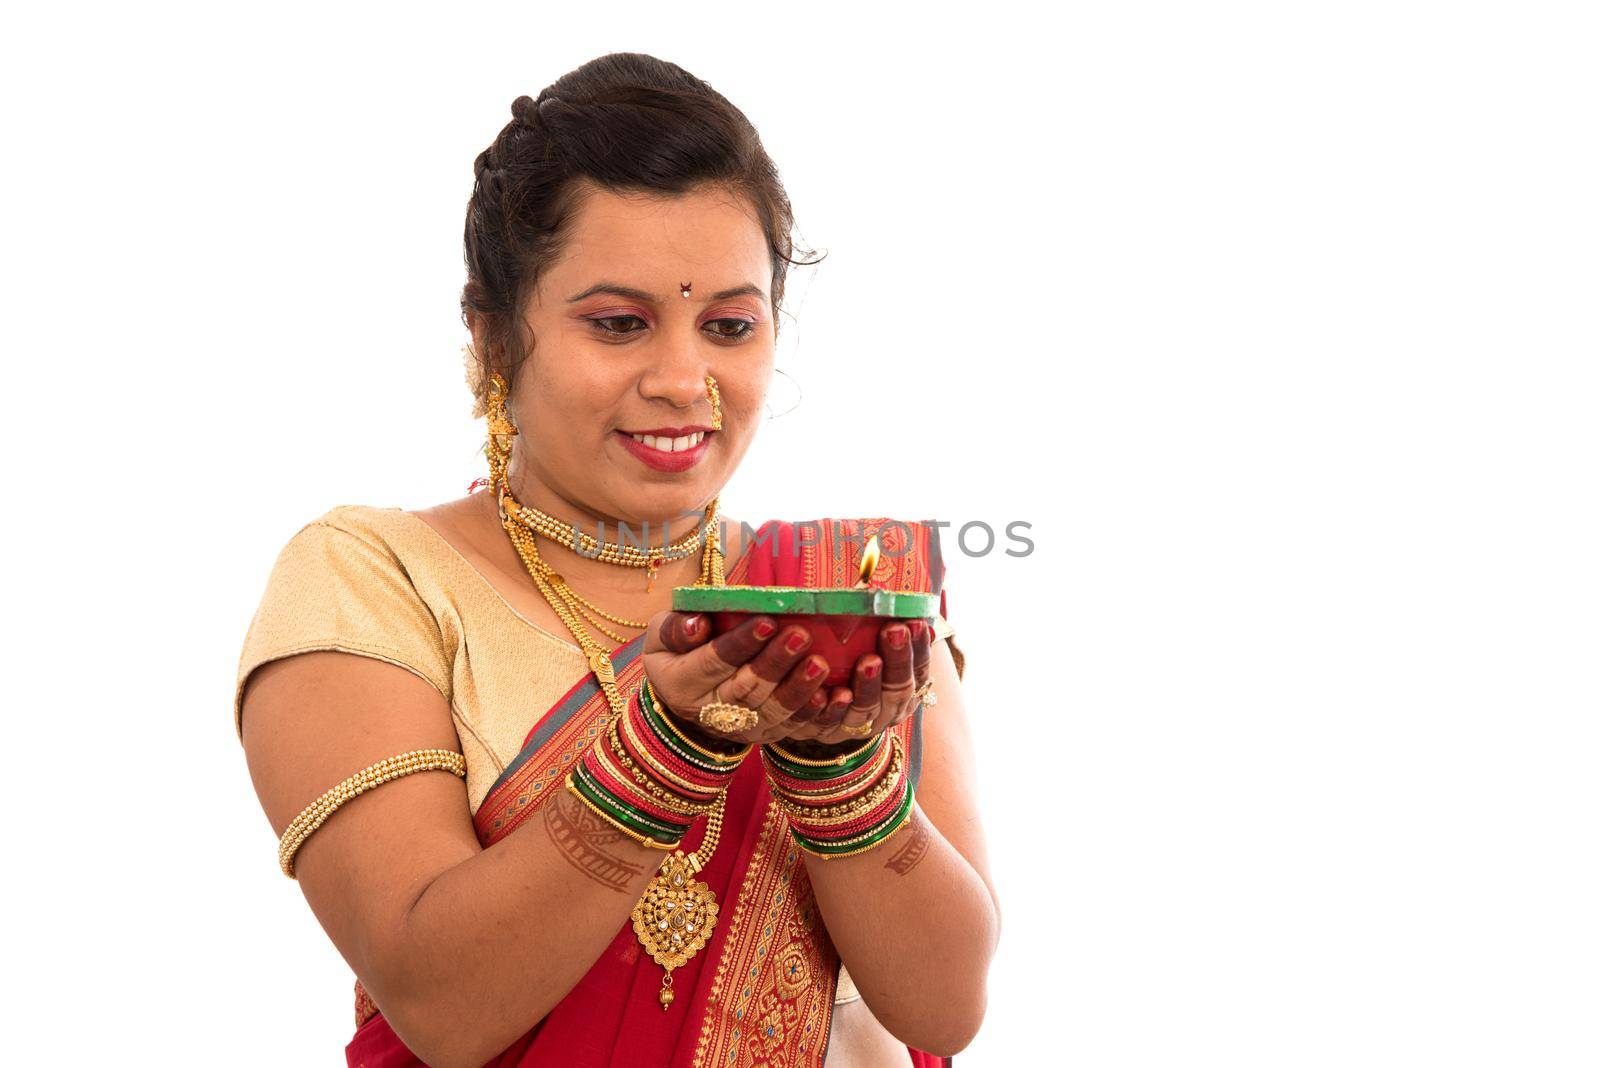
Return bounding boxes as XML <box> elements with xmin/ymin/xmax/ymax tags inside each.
<box><xmin>637</xmin><ymin>327</ymin><xmax>712</xmax><ymax>414</ymax></box>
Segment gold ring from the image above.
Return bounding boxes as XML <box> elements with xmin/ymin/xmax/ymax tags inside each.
<box><xmin>698</xmin><ymin>686</ymin><xmax>760</xmax><ymax>734</ymax></box>
<box><xmin>913</xmin><ymin>681</ymin><xmax>937</xmax><ymax>708</ymax></box>
<box><xmin>836</xmin><ymin>720</ymin><xmax>876</xmax><ymax>738</ymax></box>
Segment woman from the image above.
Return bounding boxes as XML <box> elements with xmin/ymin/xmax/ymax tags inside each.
<box><xmin>235</xmin><ymin>53</ymin><xmax>998</xmax><ymax>1068</ymax></box>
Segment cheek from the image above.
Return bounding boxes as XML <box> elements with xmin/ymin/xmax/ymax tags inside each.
<box><xmin>525</xmin><ymin>362</ymin><xmax>624</xmax><ymax>430</ymax></box>
<box><xmin>725</xmin><ymin>359</ymin><xmax>774</xmax><ymax>414</ymax></box>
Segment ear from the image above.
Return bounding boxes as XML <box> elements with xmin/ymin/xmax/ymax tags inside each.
<box><xmin>469</xmin><ymin>315</ymin><xmax>530</xmax><ymax>400</ymax></box>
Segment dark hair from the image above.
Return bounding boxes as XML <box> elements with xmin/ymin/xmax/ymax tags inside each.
<box><xmin>460</xmin><ymin>52</ymin><xmax>820</xmax><ymax>417</ymax></box>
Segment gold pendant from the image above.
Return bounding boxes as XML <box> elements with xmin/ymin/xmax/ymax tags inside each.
<box><xmin>588</xmin><ymin>649</ymin><xmax>616</xmax><ymax>687</ymax></box>
<box><xmin>631</xmin><ymin>850</ymin><xmax>719</xmax><ymax>1009</ymax></box>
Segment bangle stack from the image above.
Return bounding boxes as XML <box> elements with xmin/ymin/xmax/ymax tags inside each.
<box><xmin>762</xmin><ymin>733</ymin><xmax>915</xmax><ymax>860</ymax></box>
<box><xmin>566</xmin><ymin>679</ymin><xmax>753</xmax><ymax>850</ymax></box>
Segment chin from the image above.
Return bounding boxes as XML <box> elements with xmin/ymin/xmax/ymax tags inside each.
<box><xmin>603</xmin><ymin>433</ymin><xmax>732</xmax><ymax>522</ymax></box>
<box><xmin>622</xmin><ymin>479</ymin><xmax>721</xmax><ymax>525</ymax></box>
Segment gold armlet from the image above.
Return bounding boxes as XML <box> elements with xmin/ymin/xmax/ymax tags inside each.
<box><xmin>277</xmin><ymin>748</ymin><xmax>467</xmax><ymax>879</ymax></box>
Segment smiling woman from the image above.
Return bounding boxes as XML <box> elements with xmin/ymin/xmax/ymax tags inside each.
<box><xmin>234</xmin><ymin>52</ymin><xmax>997</xmax><ymax>1068</ymax></box>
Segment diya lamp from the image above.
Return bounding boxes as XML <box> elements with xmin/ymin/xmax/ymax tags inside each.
<box><xmin>672</xmin><ymin>535</ymin><xmax>938</xmax><ymax>686</ymax></box>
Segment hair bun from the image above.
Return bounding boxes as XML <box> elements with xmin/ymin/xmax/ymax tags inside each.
<box><xmin>510</xmin><ymin>94</ymin><xmax>539</xmax><ymax>125</ymax></box>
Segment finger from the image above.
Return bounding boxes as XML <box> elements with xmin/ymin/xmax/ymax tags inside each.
<box><xmin>795</xmin><ymin>687</ymin><xmax>828</xmax><ymax>724</ymax></box>
<box><xmin>851</xmin><ymin>655</ymin><xmax>883</xmax><ymax>723</ymax></box>
<box><xmin>773</xmin><ymin>690</ymin><xmax>829</xmax><ymax>741</ymax></box>
<box><xmin>879</xmin><ymin>622</ymin><xmax>914</xmax><ymax>688</ymax></box>
<box><xmin>827</xmin><ymin>686</ymin><xmax>867</xmax><ymax>734</ymax></box>
<box><xmin>911</xmin><ymin>619</ymin><xmax>933</xmax><ymax>689</ymax></box>
<box><xmin>653</xmin><ymin>611</ymin><xmax>714</xmax><ymax>654</ymax></box>
<box><xmin>770</xmin><ymin>654</ymin><xmax>830</xmax><ymax>718</ymax></box>
<box><xmin>745</xmin><ymin>626</ymin><xmax>817</xmax><ymax>688</ymax></box>
<box><xmin>721</xmin><ymin>625</ymin><xmax>814</xmax><ymax>710</ymax></box>
<box><xmin>670</xmin><ymin>614</ymin><xmax>780</xmax><ymax>689</ymax></box>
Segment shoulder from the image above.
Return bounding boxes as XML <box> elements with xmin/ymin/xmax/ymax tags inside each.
<box><xmin>261</xmin><ymin>504</ymin><xmax>447</xmax><ymax>582</ymax></box>
<box><xmin>237</xmin><ymin>505</ymin><xmax>455</xmax><ymax>741</ymax></box>
<box><xmin>295</xmin><ymin>503</ymin><xmax>419</xmax><ymax>552</ymax></box>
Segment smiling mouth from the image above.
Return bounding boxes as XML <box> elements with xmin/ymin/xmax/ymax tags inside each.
<box><xmin>613</xmin><ymin>427</ymin><xmax>716</xmax><ymax>473</ymax></box>
<box><xmin>625</xmin><ymin>430</ymin><xmax>708</xmax><ymax>453</ymax></box>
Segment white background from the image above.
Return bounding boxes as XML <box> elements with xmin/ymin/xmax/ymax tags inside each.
<box><xmin>5</xmin><ymin>3</ymin><xmax>1597</xmax><ymax>1065</ymax></box>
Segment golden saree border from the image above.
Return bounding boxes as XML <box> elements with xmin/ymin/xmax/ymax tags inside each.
<box><xmin>471</xmin><ymin>644</ymin><xmax>647</xmax><ymax>846</ymax></box>
<box><xmin>688</xmin><ymin>795</ymin><xmax>839</xmax><ymax>1067</ymax></box>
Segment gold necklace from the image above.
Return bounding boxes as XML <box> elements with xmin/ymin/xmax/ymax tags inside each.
<box><xmin>502</xmin><ymin>491</ymin><xmax>711</xmax><ymax>591</ymax></box>
<box><xmin>496</xmin><ymin>485</ymin><xmax>733</xmax><ymax>1008</ymax></box>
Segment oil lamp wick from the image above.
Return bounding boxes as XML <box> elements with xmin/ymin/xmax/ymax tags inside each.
<box><xmin>855</xmin><ymin>535</ymin><xmax>881</xmax><ymax>588</ymax></box>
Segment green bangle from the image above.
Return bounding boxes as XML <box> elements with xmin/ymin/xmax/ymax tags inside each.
<box><xmin>568</xmin><ymin>762</ymin><xmax>688</xmax><ymax>840</ymax></box>
<box><xmin>640</xmin><ymin>682</ymin><xmax>749</xmax><ymax>771</ymax></box>
<box><xmin>763</xmin><ymin>735</ymin><xmax>884</xmax><ymax>780</ymax></box>
<box><xmin>790</xmin><ymin>782</ymin><xmax>917</xmax><ymax>858</ymax></box>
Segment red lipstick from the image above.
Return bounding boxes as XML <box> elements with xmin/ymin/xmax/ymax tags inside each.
<box><xmin>614</xmin><ymin>428</ymin><xmax>714</xmax><ymax>473</ymax></box>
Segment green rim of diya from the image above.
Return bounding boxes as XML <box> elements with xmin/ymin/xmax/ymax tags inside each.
<box><xmin>671</xmin><ymin>585</ymin><xmax>939</xmax><ymax>618</ymax></box>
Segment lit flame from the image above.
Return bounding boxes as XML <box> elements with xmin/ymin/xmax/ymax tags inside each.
<box><xmin>856</xmin><ymin>535</ymin><xmax>881</xmax><ymax>587</ymax></box>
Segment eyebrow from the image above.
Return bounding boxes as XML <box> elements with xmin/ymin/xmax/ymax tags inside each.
<box><xmin>566</xmin><ymin>281</ymin><xmax>769</xmax><ymax>306</ymax></box>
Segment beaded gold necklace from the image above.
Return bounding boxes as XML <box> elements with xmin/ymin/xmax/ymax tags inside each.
<box><xmin>501</xmin><ymin>491</ymin><xmax>716</xmax><ymax>592</ymax></box>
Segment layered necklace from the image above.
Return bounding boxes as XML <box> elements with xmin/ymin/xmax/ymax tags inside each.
<box><xmin>495</xmin><ymin>479</ymin><xmax>733</xmax><ymax>1005</ymax></box>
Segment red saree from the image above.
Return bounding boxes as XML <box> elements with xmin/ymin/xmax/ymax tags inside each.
<box><xmin>345</xmin><ymin>518</ymin><xmax>954</xmax><ymax>1068</ymax></box>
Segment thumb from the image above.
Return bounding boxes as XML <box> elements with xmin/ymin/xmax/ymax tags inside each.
<box><xmin>654</xmin><ymin>611</ymin><xmax>712</xmax><ymax>654</ymax></box>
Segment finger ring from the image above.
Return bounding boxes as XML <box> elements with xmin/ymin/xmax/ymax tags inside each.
<box><xmin>913</xmin><ymin>681</ymin><xmax>937</xmax><ymax>708</ymax></box>
<box><xmin>698</xmin><ymin>685</ymin><xmax>760</xmax><ymax>734</ymax></box>
<box><xmin>837</xmin><ymin>721</ymin><xmax>876</xmax><ymax>738</ymax></box>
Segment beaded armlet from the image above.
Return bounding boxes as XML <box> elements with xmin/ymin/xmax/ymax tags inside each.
<box><xmin>277</xmin><ymin>748</ymin><xmax>466</xmax><ymax>878</ymax></box>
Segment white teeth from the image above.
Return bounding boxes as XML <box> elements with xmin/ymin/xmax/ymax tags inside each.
<box><xmin>629</xmin><ymin>431</ymin><xmax>706</xmax><ymax>452</ymax></box>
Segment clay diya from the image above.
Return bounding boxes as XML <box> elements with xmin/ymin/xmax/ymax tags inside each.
<box><xmin>672</xmin><ymin>535</ymin><xmax>938</xmax><ymax>686</ymax></box>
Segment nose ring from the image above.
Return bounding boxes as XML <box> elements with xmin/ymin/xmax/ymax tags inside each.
<box><xmin>705</xmin><ymin>375</ymin><xmax>723</xmax><ymax>430</ymax></box>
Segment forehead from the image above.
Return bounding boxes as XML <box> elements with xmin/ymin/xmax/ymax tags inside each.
<box><xmin>543</xmin><ymin>183</ymin><xmax>770</xmax><ymax>299</ymax></box>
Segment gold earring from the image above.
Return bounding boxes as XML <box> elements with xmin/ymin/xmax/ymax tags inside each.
<box><xmin>705</xmin><ymin>374</ymin><xmax>723</xmax><ymax>431</ymax></box>
<box><xmin>485</xmin><ymin>372</ymin><xmax>518</xmax><ymax>493</ymax></box>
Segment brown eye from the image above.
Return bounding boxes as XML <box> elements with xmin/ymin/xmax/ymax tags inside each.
<box><xmin>705</xmin><ymin>319</ymin><xmax>755</xmax><ymax>341</ymax></box>
<box><xmin>587</xmin><ymin>315</ymin><xmax>647</xmax><ymax>336</ymax></box>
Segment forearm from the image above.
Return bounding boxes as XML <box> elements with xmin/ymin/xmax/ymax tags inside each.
<box><xmin>374</xmin><ymin>787</ymin><xmax>667</xmax><ymax>1068</ymax></box>
<box><xmin>801</xmin><ymin>801</ymin><xmax>998</xmax><ymax>1056</ymax></box>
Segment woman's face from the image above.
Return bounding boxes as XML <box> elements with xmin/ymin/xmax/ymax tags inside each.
<box><xmin>499</xmin><ymin>182</ymin><xmax>776</xmax><ymax>526</ymax></box>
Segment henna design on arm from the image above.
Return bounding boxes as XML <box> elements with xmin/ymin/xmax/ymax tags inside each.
<box><xmin>884</xmin><ymin>811</ymin><xmax>931</xmax><ymax>876</ymax></box>
<box><xmin>543</xmin><ymin>788</ymin><xmax>653</xmax><ymax>894</ymax></box>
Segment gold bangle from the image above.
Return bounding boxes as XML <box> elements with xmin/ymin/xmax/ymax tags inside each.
<box><xmin>792</xmin><ymin>802</ymin><xmax>918</xmax><ymax>861</ymax></box>
<box><xmin>765</xmin><ymin>732</ymin><xmax>881</xmax><ymax>768</ymax></box>
<box><xmin>771</xmin><ymin>741</ymin><xmax>907</xmax><ymax>825</ymax></box>
<box><xmin>278</xmin><ymin>748</ymin><xmax>466</xmax><ymax>879</ymax></box>
<box><xmin>773</xmin><ymin>768</ymin><xmax>905</xmax><ymax>828</ymax></box>
<box><xmin>562</xmin><ymin>776</ymin><xmax>684</xmax><ymax>851</ymax></box>
<box><xmin>604</xmin><ymin>717</ymin><xmax>721</xmax><ymax>816</ymax></box>
<box><xmin>767</xmin><ymin>735</ymin><xmax>898</xmax><ymax>807</ymax></box>
<box><xmin>619</xmin><ymin>698</ymin><xmax>734</xmax><ymax>796</ymax></box>
<box><xmin>644</xmin><ymin>678</ymin><xmax>753</xmax><ymax>764</ymax></box>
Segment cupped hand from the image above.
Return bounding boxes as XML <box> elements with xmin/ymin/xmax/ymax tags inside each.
<box><xmin>777</xmin><ymin>617</ymin><xmax>936</xmax><ymax>746</ymax></box>
<box><xmin>642</xmin><ymin>611</ymin><xmax>834</xmax><ymax>746</ymax></box>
